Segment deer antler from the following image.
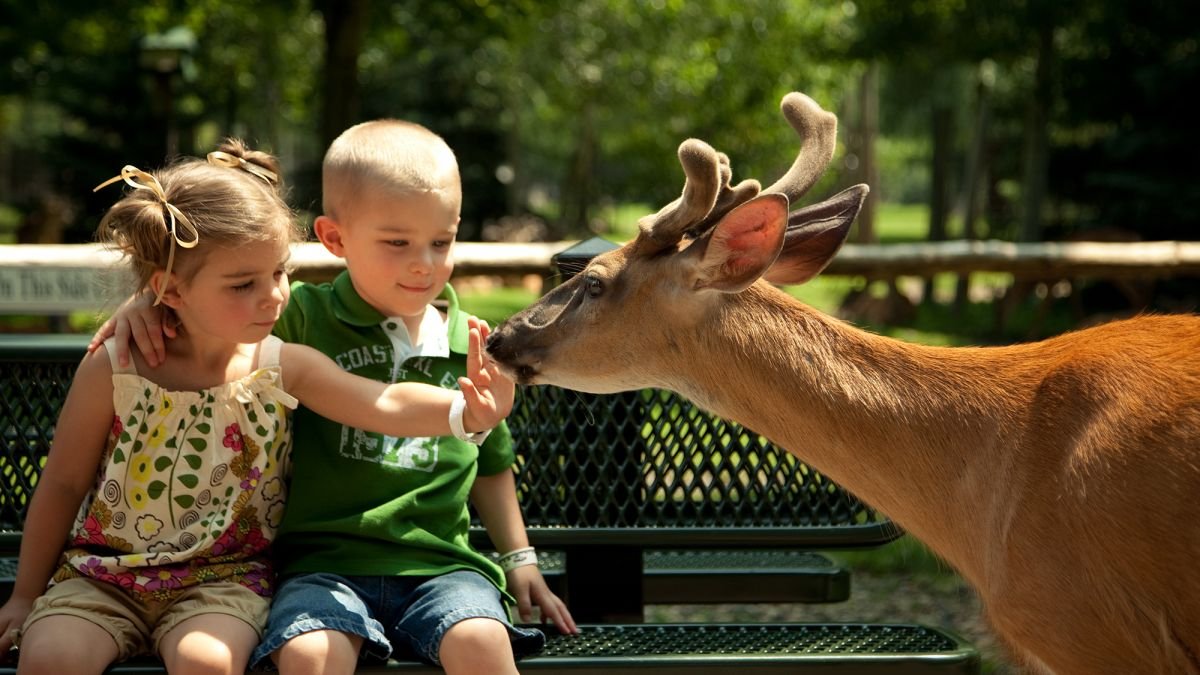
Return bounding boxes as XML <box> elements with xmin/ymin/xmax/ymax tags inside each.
<box><xmin>639</xmin><ymin>93</ymin><xmax>839</xmax><ymax>251</ymax></box>
<box><xmin>762</xmin><ymin>92</ymin><xmax>839</xmax><ymax>201</ymax></box>
<box><xmin>636</xmin><ymin>139</ymin><xmax>723</xmax><ymax>253</ymax></box>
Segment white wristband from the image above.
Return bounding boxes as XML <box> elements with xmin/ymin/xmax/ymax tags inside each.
<box><xmin>449</xmin><ymin>391</ymin><xmax>490</xmax><ymax>445</ymax></box>
<box><xmin>497</xmin><ymin>546</ymin><xmax>538</xmax><ymax>572</ymax></box>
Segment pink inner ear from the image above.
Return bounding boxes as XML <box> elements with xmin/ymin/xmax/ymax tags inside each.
<box><xmin>723</xmin><ymin>220</ymin><xmax>772</xmax><ymax>251</ymax></box>
<box><xmin>718</xmin><ymin>200</ymin><xmax>780</xmax><ymax>249</ymax></box>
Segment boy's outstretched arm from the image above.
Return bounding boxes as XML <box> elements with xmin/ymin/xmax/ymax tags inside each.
<box><xmin>86</xmin><ymin>291</ymin><xmax>175</xmax><ymax>368</ymax></box>
<box><xmin>471</xmin><ymin>471</ymin><xmax>579</xmax><ymax>634</ymax></box>
<box><xmin>281</xmin><ymin>319</ymin><xmax>510</xmax><ymax>440</ymax></box>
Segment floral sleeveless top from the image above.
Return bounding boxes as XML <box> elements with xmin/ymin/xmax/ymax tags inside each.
<box><xmin>51</xmin><ymin>336</ymin><xmax>297</xmax><ymax>601</ymax></box>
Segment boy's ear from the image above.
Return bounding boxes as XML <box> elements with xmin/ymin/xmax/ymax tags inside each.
<box><xmin>314</xmin><ymin>215</ymin><xmax>347</xmax><ymax>258</ymax></box>
<box><xmin>150</xmin><ymin>271</ymin><xmax>183</xmax><ymax>309</ymax></box>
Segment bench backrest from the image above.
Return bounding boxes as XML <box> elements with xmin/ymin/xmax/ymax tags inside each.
<box><xmin>0</xmin><ymin>335</ymin><xmax>894</xmax><ymax>551</ymax></box>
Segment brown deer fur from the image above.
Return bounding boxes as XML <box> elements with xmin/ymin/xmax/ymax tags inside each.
<box><xmin>487</xmin><ymin>93</ymin><xmax>1200</xmax><ymax>674</ymax></box>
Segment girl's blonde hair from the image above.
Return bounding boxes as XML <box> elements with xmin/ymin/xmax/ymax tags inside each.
<box><xmin>96</xmin><ymin>139</ymin><xmax>303</xmax><ymax>298</ymax></box>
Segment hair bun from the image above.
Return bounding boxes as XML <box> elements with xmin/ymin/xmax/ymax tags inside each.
<box><xmin>207</xmin><ymin>138</ymin><xmax>282</xmax><ymax>187</ymax></box>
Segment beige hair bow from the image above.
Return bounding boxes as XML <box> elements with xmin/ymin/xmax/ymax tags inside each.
<box><xmin>207</xmin><ymin>151</ymin><xmax>278</xmax><ymax>184</ymax></box>
<box><xmin>94</xmin><ymin>166</ymin><xmax>199</xmax><ymax>306</ymax></box>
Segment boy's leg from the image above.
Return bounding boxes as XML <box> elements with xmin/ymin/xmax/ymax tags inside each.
<box><xmin>439</xmin><ymin>618</ymin><xmax>519</xmax><ymax>675</ymax></box>
<box><xmin>274</xmin><ymin>628</ymin><xmax>364</xmax><ymax>675</ymax></box>
<box><xmin>16</xmin><ymin>577</ymin><xmax>147</xmax><ymax>674</ymax></box>
<box><xmin>252</xmin><ymin>573</ymin><xmax>391</xmax><ymax>675</ymax></box>
<box><xmin>386</xmin><ymin>569</ymin><xmax>545</xmax><ymax>671</ymax></box>
<box><xmin>155</xmin><ymin>582</ymin><xmax>268</xmax><ymax>675</ymax></box>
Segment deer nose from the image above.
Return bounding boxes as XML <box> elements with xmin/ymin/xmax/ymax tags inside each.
<box><xmin>485</xmin><ymin>330</ymin><xmax>503</xmax><ymax>354</ymax></box>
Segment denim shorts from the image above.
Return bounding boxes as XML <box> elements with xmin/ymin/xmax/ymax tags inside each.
<box><xmin>250</xmin><ymin>570</ymin><xmax>545</xmax><ymax>668</ymax></box>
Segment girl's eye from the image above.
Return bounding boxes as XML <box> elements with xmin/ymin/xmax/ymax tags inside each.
<box><xmin>433</xmin><ymin>240</ymin><xmax>451</xmax><ymax>249</ymax></box>
<box><xmin>387</xmin><ymin>240</ymin><xmax>408</xmax><ymax>247</ymax></box>
<box><xmin>232</xmin><ymin>281</ymin><xmax>254</xmax><ymax>293</ymax></box>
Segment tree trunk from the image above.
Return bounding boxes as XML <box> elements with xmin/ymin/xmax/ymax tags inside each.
<box><xmin>317</xmin><ymin>0</ymin><xmax>368</xmax><ymax>151</ymax></box>
<box><xmin>954</xmin><ymin>71</ymin><xmax>992</xmax><ymax>312</ymax></box>
<box><xmin>557</xmin><ymin>101</ymin><xmax>595</xmax><ymax>238</ymax></box>
<box><xmin>853</xmin><ymin>62</ymin><xmax>880</xmax><ymax>244</ymax></box>
<box><xmin>1019</xmin><ymin>24</ymin><xmax>1054</xmax><ymax>243</ymax></box>
<box><xmin>923</xmin><ymin>103</ymin><xmax>953</xmax><ymax>303</ymax></box>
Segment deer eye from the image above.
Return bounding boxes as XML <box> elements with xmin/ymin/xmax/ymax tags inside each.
<box><xmin>584</xmin><ymin>275</ymin><xmax>604</xmax><ymax>298</ymax></box>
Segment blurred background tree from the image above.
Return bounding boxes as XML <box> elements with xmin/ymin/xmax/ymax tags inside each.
<box><xmin>1</xmin><ymin>0</ymin><xmax>1197</xmax><ymax>246</ymax></box>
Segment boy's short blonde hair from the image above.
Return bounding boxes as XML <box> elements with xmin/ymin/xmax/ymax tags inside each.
<box><xmin>322</xmin><ymin>119</ymin><xmax>461</xmax><ymax>221</ymax></box>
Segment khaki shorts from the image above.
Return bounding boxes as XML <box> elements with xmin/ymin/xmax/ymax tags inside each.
<box><xmin>19</xmin><ymin>577</ymin><xmax>268</xmax><ymax>661</ymax></box>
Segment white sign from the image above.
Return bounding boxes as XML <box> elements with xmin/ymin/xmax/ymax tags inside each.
<box><xmin>0</xmin><ymin>266</ymin><xmax>126</xmax><ymax>314</ymax></box>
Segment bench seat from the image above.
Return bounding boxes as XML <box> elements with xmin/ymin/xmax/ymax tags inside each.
<box><xmin>0</xmin><ymin>549</ymin><xmax>849</xmax><ymax>606</ymax></box>
<box><xmin>0</xmin><ymin>623</ymin><xmax>979</xmax><ymax>674</ymax></box>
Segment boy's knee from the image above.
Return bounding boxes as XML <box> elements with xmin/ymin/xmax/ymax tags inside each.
<box><xmin>440</xmin><ymin>617</ymin><xmax>512</xmax><ymax>660</ymax></box>
<box><xmin>275</xmin><ymin>629</ymin><xmax>362</xmax><ymax>673</ymax></box>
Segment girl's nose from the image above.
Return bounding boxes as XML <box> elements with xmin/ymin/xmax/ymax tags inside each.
<box><xmin>263</xmin><ymin>284</ymin><xmax>285</xmax><ymax>309</ymax></box>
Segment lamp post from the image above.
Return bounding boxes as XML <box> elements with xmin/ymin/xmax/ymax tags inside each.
<box><xmin>139</xmin><ymin>27</ymin><xmax>196</xmax><ymax>158</ymax></box>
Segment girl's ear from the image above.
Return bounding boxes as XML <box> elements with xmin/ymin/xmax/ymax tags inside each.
<box><xmin>151</xmin><ymin>270</ymin><xmax>184</xmax><ymax>309</ymax></box>
<box><xmin>314</xmin><ymin>215</ymin><xmax>347</xmax><ymax>258</ymax></box>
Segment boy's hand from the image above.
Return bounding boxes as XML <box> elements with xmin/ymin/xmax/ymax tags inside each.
<box><xmin>459</xmin><ymin>317</ymin><xmax>515</xmax><ymax>433</ymax></box>
<box><xmin>86</xmin><ymin>292</ymin><xmax>175</xmax><ymax>368</ymax></box>
<box><xmin>506</xmin><ymin>565</ymin><xmax>579</xmax><ymax>634</ymax></box>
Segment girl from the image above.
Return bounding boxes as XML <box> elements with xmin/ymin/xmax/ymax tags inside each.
<box><xmin>0</xmin><ymin>141</ymin><xmax>511</xmax><ymax>674</ymax></box>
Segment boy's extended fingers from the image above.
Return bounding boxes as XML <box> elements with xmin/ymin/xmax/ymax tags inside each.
<box><xmin>87</xmin><ymin>316</ymin><xmax>117</xmax><ymax>353</ymax></box>
<box><xmin>536</xmin><ymin>591</ymin><xmax>577</xmax><ymax>634</ymax></box>
<box><xmin>127</xmin><ymin>320</ymin><xmax>159</xmax><ymax>368</ymax></box>
<box><xmin>472</xmin><ymin>329</ymin><xmax>493</xmax><ymax>387</ymax></box>
<box><xmin>516</xmin><ymin>588</ymin><xmax>534</xmax><ymax>623</ymax></box>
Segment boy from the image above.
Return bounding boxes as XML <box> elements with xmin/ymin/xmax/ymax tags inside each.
<box><xmin>95</xmin><ymin>120</ymin><xmax>577</xmax><ymax>674</ymax></box>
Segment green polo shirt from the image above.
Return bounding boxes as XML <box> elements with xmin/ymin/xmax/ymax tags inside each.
<box><xmin>271</xmin><ymin>271</ymin><xmax>512</xmax><ymax>595</ymax></box>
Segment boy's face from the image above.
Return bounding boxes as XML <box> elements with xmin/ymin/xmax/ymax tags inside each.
<box><xmin>316</xmin><ymin>187</ymin><xmax>459</xmax><ymax>321</ymax></box>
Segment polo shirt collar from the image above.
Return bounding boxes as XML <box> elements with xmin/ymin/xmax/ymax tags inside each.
<box><xmin>330</xmin><ymin>271</ymin><xmax>469</xmax><ymax>355</ymax></box>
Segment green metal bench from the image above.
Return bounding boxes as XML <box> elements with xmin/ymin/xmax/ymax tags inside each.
<box><xmin>0</xmin><ymin>334</ymin><xmax>980</xmax><ymax>673</ymax></box>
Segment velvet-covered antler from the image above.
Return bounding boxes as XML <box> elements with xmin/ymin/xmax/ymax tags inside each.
<box><xmin>636</xmin><ymin>92</ymin><xmax>840</xmax><ymax>252</ymax></box>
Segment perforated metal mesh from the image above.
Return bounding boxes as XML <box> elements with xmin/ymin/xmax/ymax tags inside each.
<box><xmin>538</xmin><ymin>624</ymin><xmax>962</xmax><ymax>657</ymax></box>
<box><xmin>0</xmin><ymin>356</ymin><xmax>73</xmax><ymax>531</ymax></box>
<box><xmin>507</xmin><ymin>387</ymin><xmax>885</xmax><ymax>535</ymax></box>
<box><xmin>1</xmin><ymin>339</ymin><xmax>889</xmax><ymax>543</ymax></box>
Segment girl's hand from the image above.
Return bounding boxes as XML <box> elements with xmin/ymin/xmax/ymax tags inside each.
<box><xmin>505</xmin><ymin>564</ymin><xmax>579</xmax><ymax>634</ymax></box>
<box><xmin>459</xmin><ymin>317</ymin><xmax>515</xmax><ymax>433</ymax></box>
<box><xmin>0</xmin><ymin>596</ymin><xmax>33</xmax><ymax>653</ymax></box>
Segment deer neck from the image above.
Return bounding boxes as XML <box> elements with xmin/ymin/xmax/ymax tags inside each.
<box><xmin>660</xmin><ymin>284</ymin><xmax>1033</xmax><ymax>587</ymax></box>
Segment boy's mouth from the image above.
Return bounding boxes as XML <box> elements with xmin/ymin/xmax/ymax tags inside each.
<box><xmin>398</xmin><ymin>283</ymin><xmax>432</xmax><ymax>292</ymax></box>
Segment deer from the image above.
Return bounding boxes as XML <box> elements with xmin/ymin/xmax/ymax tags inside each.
<box><xmin>486</xmin><ymin>92</ymin><xmax>1200</xmax><ymax>675</ymax></box>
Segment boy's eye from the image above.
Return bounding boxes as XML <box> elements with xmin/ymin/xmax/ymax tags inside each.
<box><xmin>386</xmin><ymin>240</ymin><xmax>408</xmax><ymax>247</ymax></box>
<box><xmin>232</xmin><ymin>280</ymin><xmax>254</xmax><ymax>292</ymax></box>
<box><xmin>433</xmin><ymin>240</ymin><xmax>451</xmax><ymax>249</ymax></box>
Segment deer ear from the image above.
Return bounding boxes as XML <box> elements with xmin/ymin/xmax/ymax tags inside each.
<box><xmin>763</xmin><ymin>184</ymin><xmax>866</xmax><ymax>286</ymax></box>
<box><xmin>694</xmin><ymin>194</ymin><xmax>788</xmax><ymax>293</ymax></box>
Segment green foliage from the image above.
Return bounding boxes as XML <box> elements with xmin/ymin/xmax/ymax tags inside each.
<box><xmin>2</xmin><ymin>0</ymin><xmax>1198</xmax><ymax>248</ymax></box>
<box><xmin>457</xmin><ymin>285</ymin><xmax>540</xmax><ymax>326</ymax></box>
